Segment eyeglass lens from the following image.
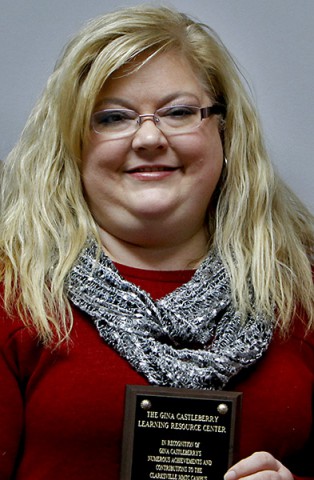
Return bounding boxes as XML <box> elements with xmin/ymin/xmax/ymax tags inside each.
<box><xmin>91</xmin><ymin>104</ymin><xmax>224</xmax><ymax>138</ymax></box>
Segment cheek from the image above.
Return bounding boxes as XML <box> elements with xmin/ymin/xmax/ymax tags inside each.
<box><xmin>182</xmin><ymin>134</ymin><xmax>223</xmax><ymax>177</ymax></box>
<box><xmin>176</xmin><ymin>122</ymin><xmax>223</xmax><ymax>156</ymax></box>
<box><xmin>190</xmin><ymin>136</ymin><xmax>224</xmax><ymax>197</ymax></box>
<box><xmin>81</xmin><ymin>138</ymin><xmax>128</xmax><ymax>175</ymax></box>
<box><xmin>197</xmin><ymin>159</ymin><xmax>223</xmax><ymax>198</ymax></box>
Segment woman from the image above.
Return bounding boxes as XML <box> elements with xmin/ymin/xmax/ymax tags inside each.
<box><xmin>0</xmin><ymin>5</ymin><xmax>313</xmax><ymax>480</ymax></box>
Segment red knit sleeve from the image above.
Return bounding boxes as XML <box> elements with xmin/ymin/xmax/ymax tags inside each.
<box><xmin>287</xmin><ymin>316</ymin><xmax>314</xmax><ymax>480</ymax></box>
<box><xmin>0</xmin><ymin>319</ymin><xmax>24</xmax><ymax>479</ymax></box>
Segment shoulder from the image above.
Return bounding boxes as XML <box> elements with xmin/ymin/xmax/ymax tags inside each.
<box><xmin>285</xmin><ymin>306</ymin><xmax>314</xmax><ymax>354</ymax></box>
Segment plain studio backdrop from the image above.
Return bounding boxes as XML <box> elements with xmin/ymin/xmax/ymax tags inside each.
<box><xmin>0</xmin><ymin>0</ymin><xmax>313</xmax><ymax>212</ymax></box>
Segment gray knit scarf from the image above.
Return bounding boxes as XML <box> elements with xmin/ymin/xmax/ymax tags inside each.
<box><xmin>66</xmin><ymin>238</ymin><xmax>273</xmax><ymax>390</ymax></box>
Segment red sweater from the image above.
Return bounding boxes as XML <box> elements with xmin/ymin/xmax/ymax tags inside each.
<box><xmin>0</xmin><ymin>264</ymin><xmax>313</xmax><ymax>480</ymax></box>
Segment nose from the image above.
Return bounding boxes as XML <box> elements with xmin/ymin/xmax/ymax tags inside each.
<box><xmin>131</xmin><ymin>117</ymin><xmax>168</xmax><ymax>151</ymax></box>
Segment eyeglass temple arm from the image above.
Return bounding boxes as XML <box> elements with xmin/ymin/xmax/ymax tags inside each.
<box><xmin>201</xmin><ymin>104</ymin><xmax>226</xmax><ymax>119</ymax></box>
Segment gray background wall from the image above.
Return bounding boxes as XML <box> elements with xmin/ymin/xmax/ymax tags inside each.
<box><xmin>1</xmin><ymin>0</ymin><xmax>313</xmax><ymax>211</ymax></box>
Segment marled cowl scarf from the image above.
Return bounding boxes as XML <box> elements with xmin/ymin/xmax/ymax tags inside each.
<box><xmin>66</xmin><ymin>238</ymin><xmax>273</xmax><ymax>390</ymax></box>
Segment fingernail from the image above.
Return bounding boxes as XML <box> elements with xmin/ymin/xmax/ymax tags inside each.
<box><xmin>224</xmin><ymin>470</ymin><xmax>237</xmax><ymax>480</ymax></box>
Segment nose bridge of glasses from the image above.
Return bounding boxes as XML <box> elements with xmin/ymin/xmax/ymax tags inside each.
<box><xmin>137</xmin><ymin>113</ymin><xmax>160</xmax><ymax>127</ymax></box>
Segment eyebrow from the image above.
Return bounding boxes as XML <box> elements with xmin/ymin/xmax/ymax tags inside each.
<box><xmin>94</xmin><ymin>92</ymin><xmax>204</xmax><ymax>110</ymax></box>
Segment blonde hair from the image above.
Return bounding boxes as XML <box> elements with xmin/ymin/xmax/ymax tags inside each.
<box><xmin>1</xmin><ymin>5</ymin><xmax>313</xmax><ymax>344</ymax></box>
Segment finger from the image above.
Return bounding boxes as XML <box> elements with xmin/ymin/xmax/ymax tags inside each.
<box><xmin>224</xmin><ymin>452</ymin><xmax>293</xmax><ymax>480</ymax></box>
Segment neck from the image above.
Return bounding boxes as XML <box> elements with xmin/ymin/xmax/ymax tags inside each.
<box><xmin>97</xmin><ymin>226</ymin><xmax>209</xmax><ymax>270</ymax></box>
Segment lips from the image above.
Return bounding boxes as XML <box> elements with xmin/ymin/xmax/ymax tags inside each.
<box><xmin>125</xmin><ymin>165</ymin><xmax>180</xmax><ymax>181</ymax></box>
<box><xmin>126</xmin><ymin>166</ymin><xmax>178</xmax><ymax>173</ymax></box>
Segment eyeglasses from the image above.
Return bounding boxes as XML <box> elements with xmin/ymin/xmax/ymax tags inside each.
<box><xmin>91</xmin><ymin>104</ymin><xmax>226</xmax><ymax>139</ymax></box>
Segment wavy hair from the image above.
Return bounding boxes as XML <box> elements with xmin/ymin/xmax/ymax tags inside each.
<box><xmin>1</xmin><ymin>5</ymin><xmax>313</xmax><ymax>343</ymax></box>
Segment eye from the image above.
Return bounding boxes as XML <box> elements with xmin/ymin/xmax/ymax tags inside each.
<box><xmin>161</xmin><ymin>105</ymin><xmax>198</xmax><ymax>118</ymax></box>
<box><xmin>92</xmin><ymin>109</ymin><xmax>136</xmax><ymax>127</ymax></box>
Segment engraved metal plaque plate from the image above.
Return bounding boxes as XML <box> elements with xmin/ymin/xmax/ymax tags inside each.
<box><xmin>121</xmin><ymin>385</ymin><xmax>242</xmax><ymax>480</ymax></box>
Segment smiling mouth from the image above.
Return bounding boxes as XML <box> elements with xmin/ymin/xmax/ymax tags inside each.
<box><xmin>127</xmin><ymin>166</ymin><xmax>179</xmax><ymax>173</ymax></box>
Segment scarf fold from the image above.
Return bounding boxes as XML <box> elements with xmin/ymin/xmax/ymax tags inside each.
<box><xmin>66</xmin><ymin>238</ymin><xmax>273</xmax><ymax>389</ymax></box>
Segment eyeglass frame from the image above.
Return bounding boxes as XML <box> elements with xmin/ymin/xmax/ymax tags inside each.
<box><xmin>90</xmin><ymin>103</ymin><xmax>226</xmax><ymax>139</ymax></box>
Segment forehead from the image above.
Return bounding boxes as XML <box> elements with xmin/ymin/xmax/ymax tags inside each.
<box><xmin>95</xmin><ymin>50</ymin><xmax>210</xmax><ymax>107</ymax></box>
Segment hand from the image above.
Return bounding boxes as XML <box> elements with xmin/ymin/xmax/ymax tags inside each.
<box><xmin>224</xmin><ymin>452</ymin><xmax>294</xmax><ymax>480</ymax></box>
